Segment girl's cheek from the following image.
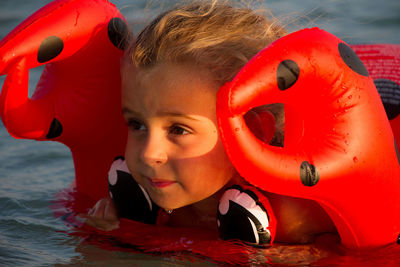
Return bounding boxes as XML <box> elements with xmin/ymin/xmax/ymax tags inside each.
<box><xmin>172</xmin><ymin>132</ymin><xmax>218</xmax><ymax>159</ymax></box>
<box><xmin>125</xmin><ymin>136</ymin><xmax>140</xmax><ymax>164</ymax></box>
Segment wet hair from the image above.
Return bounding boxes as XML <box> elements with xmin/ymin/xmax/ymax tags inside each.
<box><xmin>125</xmin><ymin>0</ymin><xmax>286</xmax><ymax>85</ymax></box>
<box><xmin>124</xmin><ymin>0</ymin><xmax>286</xmax><ymax>146</ymax></box>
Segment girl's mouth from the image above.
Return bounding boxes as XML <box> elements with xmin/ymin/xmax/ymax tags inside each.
<box><xmin>148</xmin><ymin>178</ymin><xmax>176</xmax><ymax>188</ymax></box>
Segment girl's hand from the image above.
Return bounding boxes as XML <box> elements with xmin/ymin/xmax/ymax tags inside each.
<box><xmin>81</xmin><ymin>197</ymin><xmax>120</xmax><ymax>231</ymax></box>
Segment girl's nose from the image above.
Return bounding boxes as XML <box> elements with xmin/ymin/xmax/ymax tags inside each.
<box><xmin>140</xmin><ymin>134</ymin><xmax>168</xmax><ymax>166</ymax></box>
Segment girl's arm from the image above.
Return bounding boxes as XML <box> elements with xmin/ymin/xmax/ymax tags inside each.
<box><xmin>82</xmin><ymin>196</ymin><xmax>120</xmax><ymax>231</ymax></box>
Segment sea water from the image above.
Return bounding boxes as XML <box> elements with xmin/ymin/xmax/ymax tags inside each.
<box><xmin>0</xmin><ymin>0</ymin><xmax>399</xmax><ymax>266</ymax></box>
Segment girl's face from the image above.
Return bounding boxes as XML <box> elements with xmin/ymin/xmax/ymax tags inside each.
<box><xmin>121</xmin><ymin>62</ymin><xmax>236</xmax><ymax>210</ymax></box>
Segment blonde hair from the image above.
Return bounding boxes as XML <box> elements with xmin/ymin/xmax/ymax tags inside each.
<box><xmin>126</xmin><ymin>0</ymin><xmax>286</xmax><ymax>85</ymax></box>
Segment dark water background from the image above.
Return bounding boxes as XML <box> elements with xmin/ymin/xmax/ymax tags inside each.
<box><xmin>0</xmin><ymin>0</ymin><xmax>399</xmax><ymax>266</ymax></box>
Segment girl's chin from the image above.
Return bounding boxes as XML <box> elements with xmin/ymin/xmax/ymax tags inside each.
<box><xmin>152</xmin><ymin>198</ymin><xmax>184</xmax><ymax>211</ymax></box>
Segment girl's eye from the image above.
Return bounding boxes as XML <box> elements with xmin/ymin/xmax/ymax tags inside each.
<box><xmin>127</xmin><ymin>119</ymin><xmax>146</xmax><ymax>131</ymax></box>
<box><xmin>168</xmin><ymin>125</ymin><xmax>191</xmax><ymax>135</ymax></box>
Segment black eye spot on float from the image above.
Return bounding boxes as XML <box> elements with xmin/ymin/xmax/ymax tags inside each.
<box><xmin>300</xmin><ymin>161</ymin><xmax>320</xmax><ymax>186</ymax></box>
<box><xmin>277</xmin><ymin>60</ymin><xmax>300</xmax><ymax>90</ymax></box>
<box><xmin>37</xmin><ymin>36</ymin><xmax>64</xmax><ymax>63</ymax></box>
<box><xmin>374</xmin><ymin>79</ymin><xmax>400</xmax><ymax>120</ymax></box>
<box><xmin>338</xmin><ymin>43</ymin><xmax>369</xmax><ymax>77</ymax></box>
<box><xmin>108</xmin><ymin>17</ymin><xmax>129</xmax><ymax>50</ymax></box>
<box><xmin>46</xmin><ymin>118</ymin><xmax>63</xmax><ymax>139</ymax></box>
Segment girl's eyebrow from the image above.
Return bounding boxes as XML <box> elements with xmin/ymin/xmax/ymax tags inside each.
<box><xmin>157</xmin><ymin>111</ymin><xmax>201</xmax><ymax>121</ymax></box>
<box><xmin>121</xmin><ymin>107</ymin><xmax>200</xmax><ymax>121</ymax></box>
<box><xmin>121</xmin><ymin>107</ymin><xmax>137</xmax><ymax>115</ymax></box>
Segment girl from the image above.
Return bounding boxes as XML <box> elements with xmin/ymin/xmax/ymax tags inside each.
<box><xmin>84</xmin><ymin>0</ymin><xmax>338</xmax><ymax>245</ymax></box>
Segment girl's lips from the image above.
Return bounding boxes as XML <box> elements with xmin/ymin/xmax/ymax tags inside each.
<box><xmin>148</xmin><ymin>178</ymin><xmax>176</xmax><ymax>188</ymax></box>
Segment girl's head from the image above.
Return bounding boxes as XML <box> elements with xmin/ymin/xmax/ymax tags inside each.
<box><xmin>121</xmin><ymin>0</ymin><xmax>286</xmax><ymax>210</ymax></box>
<box><xmin>129</xmin><ymin>0</ymin><xmax>286</xmax><ymax>85</ymax></box>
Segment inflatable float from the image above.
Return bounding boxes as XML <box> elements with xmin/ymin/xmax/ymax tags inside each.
<box><xmin>0</xmin><ymin>0</ymin><xmax>129</xmax><ymax>201</ymax></box>
<box><xmin>351</xmin><ymin>44</ymin><xmax>400</xmax><ymax>149</ymax></box>
<box><xmin>1</xmin><ymin>0</ymin><xmax>400</xmax><ymax>259</ymax></box>
<box><xmin>217</xmin><ymin>28</ymin><xmax>400</xmax><ymax>248</ymax></box>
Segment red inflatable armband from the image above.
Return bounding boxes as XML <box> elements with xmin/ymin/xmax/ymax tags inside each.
<box><xmin>0</xmin><ymin>0</ymin><xmax>129</xmax><ymax>200</ymax></box>
<box><xmin>217</xmin><ymin>28</ymin><xmax>400</xmax><ymax>248</ymax></box>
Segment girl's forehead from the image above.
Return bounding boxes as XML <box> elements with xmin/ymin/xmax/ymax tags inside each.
<box><xmin>135</xmin><ymin>62</ymin><xmax>219</xmax><ymax>92</ymax></box>
<box><xmin>122</xmin><ymin>62</ymin><xmax>219</xmax><ymax>115</ymax></box>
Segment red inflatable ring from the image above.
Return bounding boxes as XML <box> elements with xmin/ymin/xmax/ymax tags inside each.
<box><xmin>351</xmin><ymin>44</ymin><xmax>400</xmax><ymax>149</ymax></box>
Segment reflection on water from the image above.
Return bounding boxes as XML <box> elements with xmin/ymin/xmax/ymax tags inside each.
<box><xmin>0</xmin><ymin>0</ymin><xmax>399</xmax><ymax>266</ymax></box>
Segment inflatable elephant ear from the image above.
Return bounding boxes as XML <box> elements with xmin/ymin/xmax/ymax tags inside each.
<box><xmin>217</xmin><ymin>27</ymin><xmax>400</xmax><ymax>248</ymax></box>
